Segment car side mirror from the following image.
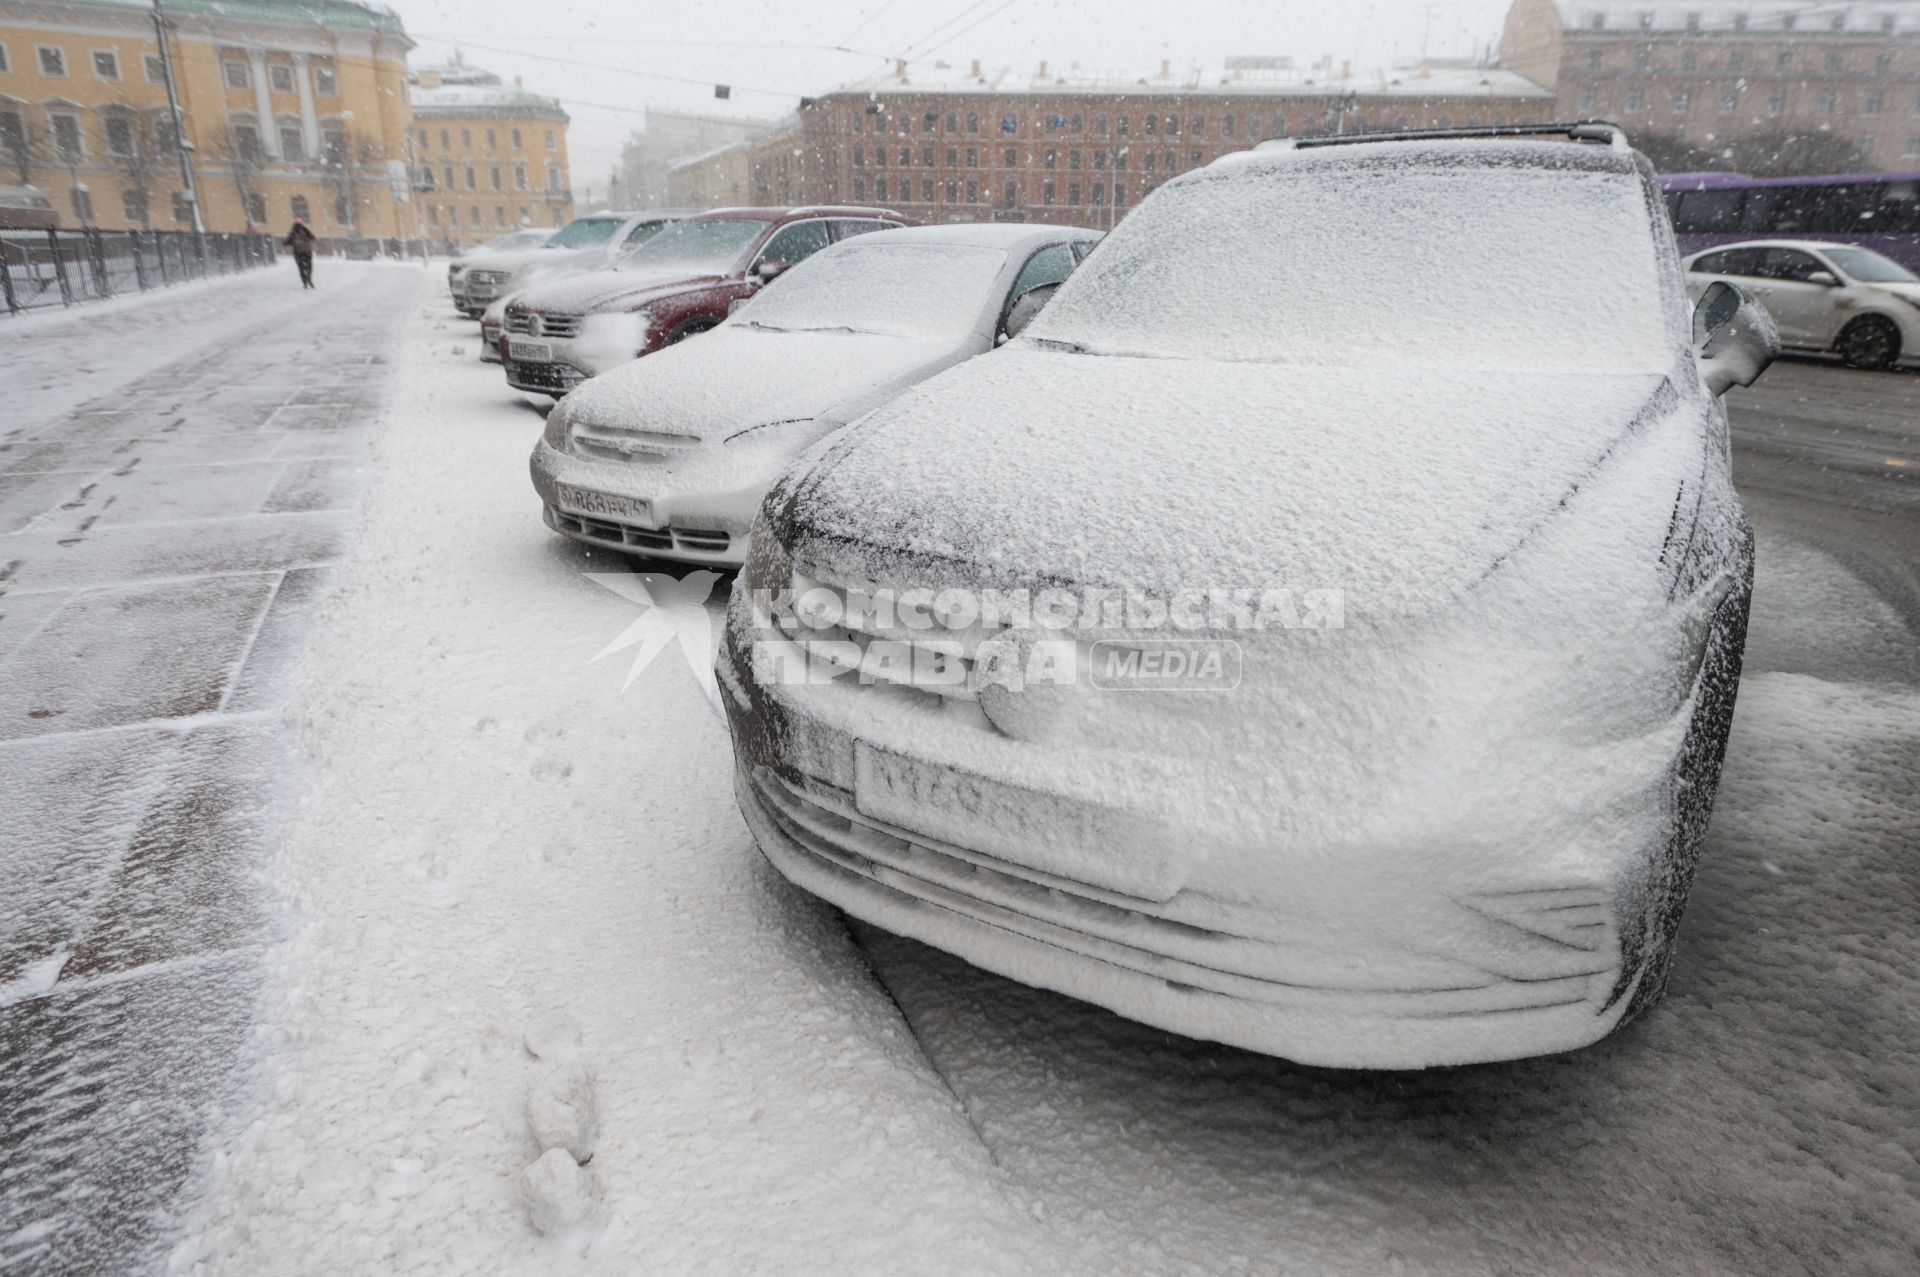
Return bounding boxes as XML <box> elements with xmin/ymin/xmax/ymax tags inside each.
<box><xmin>1692</xmin><ymin>280</ymin><xmax>1779</xmax><ymax>397</ymax></box>
<box><xmin>753</xmin><ymin>258</ymin><xmax>792</xmax><ymax>283</ymax></box>
<box><xmin>1806</xmin><ymin>269</ymin><xmax>1838</xmax><ymax>287</ymax></box>
<box><xmin>999</xmin><ymin>281</ymin><xmax>1061</xmax><ymax>343</ymax></box>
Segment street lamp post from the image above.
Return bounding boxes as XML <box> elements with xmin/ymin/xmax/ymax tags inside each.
<box><xmin>150</xmin><ymin>0</ymin><xmax>204</xmax><ymax>233</ymax></box>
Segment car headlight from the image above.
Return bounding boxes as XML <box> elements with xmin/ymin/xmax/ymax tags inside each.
<box><xmin>542</xmin><ymin>397</ymin><xmax>572</xmax><ymax>449</ymax></box>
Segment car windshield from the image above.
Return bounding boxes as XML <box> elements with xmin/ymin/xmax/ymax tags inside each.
<box><xmin>1028</xmin><ymin>154</ymin><xmax>1674</xmax><ymax>373</ymax></box>
<box><xmin>619</xmin><ymin>218</ymin><xmax>769</xmax><ymax>274</ymax></box>
<box><xmin>1821</xmin><ymin>245</ymin><xmax>1919</xmax><ymax>284</ymax></box>
<box><xmin>480</xmin><ymin>230</ymin><xmax>545</xmax><ymax>253</ymax></box>
<box><xmin>543</xmin><ymin>218</ymin><xmax>621</xmax><ymax>249</ymax></box>
<box><xmin>732</xmin><ymin>243</ymin><xmax>1009</xmax><ymax>338</ymax></box>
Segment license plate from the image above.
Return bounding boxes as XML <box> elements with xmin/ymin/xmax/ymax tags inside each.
<box><xmin>852</xmin><ymin>741</ymin><xmax>1183</xmax><ymax>900</ymax></box>
<box><xmin>556</xmin><ymin>485</ymin><xmax>650</xmax><ymax>523</ymax></box>
<box><xmin>508</xmin><ymin>338</ymin><xmax>552</xmax><ymax>363</ymax></box>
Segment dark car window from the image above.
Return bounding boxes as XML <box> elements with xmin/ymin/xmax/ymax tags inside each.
<box><xmin>1011</xmin><ymin>243</ymin><xmax>1076</xmax><ymax>297</ymax></box>
<box><xmin>623</xmin><ymin>220</ymin><xmax>670</xmax><ymax>247</ymax></box>
<box><xmin>758</xmin><ymin>220</ymin><xmax>833</xmax><ymax>267</ymax></box>
<box><xmin>1674</xmin><ymin>189</ymin><xmax>1743</xmax><ymax>234</ymax></box>
<box><xmin>1070</xmin><ymin>239</ymin><xmax>1098</xmax><ymax>263</ymax></box>
<box><xmin>1692</xmin><ymin>247</ymin><xmax>1767</xmax><ymax>277</ymax></box>
<box><xmin>1757</xmin><ymin>248</ymin><xmax>1824</xmax><ymax>282</ymax></box>
<box><xmin>829</xmin><ymin>218</ymin><xmax>900</xmax><ymax>241</ymax></box>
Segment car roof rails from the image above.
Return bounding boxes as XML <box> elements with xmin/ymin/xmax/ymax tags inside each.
<box><xmin>1253</xmin><ymin>121</ymin><xmax>1629</xmax><ymax>154</ymax></box>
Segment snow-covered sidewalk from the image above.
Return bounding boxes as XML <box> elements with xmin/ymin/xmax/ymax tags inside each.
<box><xmin>173</xmin><ymin>274</ymin><xmax>1047</xmax><ymax>1273</ymax></box>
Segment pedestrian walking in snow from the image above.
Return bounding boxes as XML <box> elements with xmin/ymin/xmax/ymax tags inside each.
<box><xmin>285</xmin><ymin>220</ymin><xmax>316</xmax><ymax>289</ymax></box>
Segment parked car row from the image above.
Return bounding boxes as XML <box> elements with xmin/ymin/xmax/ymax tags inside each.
<box><xmin>449</xmin><ymin>125</ymin><xmax>1788</xmax><ymax>1070</ymax></box>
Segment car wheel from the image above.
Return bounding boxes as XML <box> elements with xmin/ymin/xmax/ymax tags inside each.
<box><xmin>667</xmin><ymin>318</ymin><xmax>718</xmax><ymax>345</ymax></box>
<box><xmin>1837</xmin><ymin>315</ymin><xmax>1901</xmax><ymax>371</ymax></box>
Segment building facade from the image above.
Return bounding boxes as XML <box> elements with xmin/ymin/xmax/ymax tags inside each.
<box><xmin>615</xmin><ymin>108</ymin><xmax>770</xmax><ymax>208</ymax></box>
<box><xmin>667</xmin><ymin>59</ymin><xmax>1556</xmax><ymax>225</ymax></box>
<box><xmin>0</xmin><ymin>0</ymin><xmax>416</xmax><ymax>235</ymax></box>
<box><xmin>408</xmin><ymin>52</ymin><xmax>572</xmax><ymax>247</ymax></box>
<box><xmin>1500</xmin><ymin>0</ymin><xmax>1920</xmax><ymax>173</ymax></box>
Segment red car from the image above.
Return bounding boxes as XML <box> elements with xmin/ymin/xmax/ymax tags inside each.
<box><xmin>500</xmin><ymin>206</ymin><xmax>910</xmax><ymax>395</ymax></box>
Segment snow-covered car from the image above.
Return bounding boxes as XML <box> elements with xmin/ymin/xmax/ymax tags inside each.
<box><xmin>479</xmin><ymin>294</ymin><xmax>510</xmax><ymax>364</ymax></box>
<box><xmin>719</xmin><ymin>126</ymin><xmax>1779</xmax><ymax>1070</ymax></box>
<box><xmin>1683</xmin><ymin>239</ymin><xmax>1920</xmax><ymax>371</ymax></box>
<box><xmin>529</xmin><ymin>223</ymin><xmax>1098</xmax><ymax>564</ymax></box>
<box><xmin>448</xmin><ymin>228</ymin><xmax>554</xmax><ymax>316</ymax></box>
<box><xmin>462</xmin><ymin>210</ymin><xmax>688</xmax><ymax>316</ymax></box>
<box><xmin>502</xmin><ymin>206</ymin><xmax>909</xmax><ymax>397</ymax></box>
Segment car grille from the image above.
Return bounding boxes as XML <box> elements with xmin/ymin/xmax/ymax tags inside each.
<box><xmin>571</xmin><ymin>427</ymin><xmax>701</xmax><ymax>462</ymax></box>
<box><xmin>547</xmin><ymin>506</ymin><xmax>732</xmax><ymax>556</ymax></box>
<box><xmin>505</xmin><ymin>312</ymin><xmax>582</xmax><ymax>338</ymax></box>
<box><xmin>784</xmin><ymin>567</ymin><xmax>1008</xmax><ymax>705</ymax></box>
<box><xmin>506</xmin><ymin>361</ymin><xmax>582</xmax><ymax>392</ymax></box>
<box><xmin>467</xmin><ymin>269</ymin><xmax>511</xmax><ymax>286</ymax></box>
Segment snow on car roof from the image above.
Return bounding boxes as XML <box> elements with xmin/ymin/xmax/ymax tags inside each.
<box><xmin>850</xmin><ymin>223</ymin><xmax>1100</xmax><ymax>249</ymax></box>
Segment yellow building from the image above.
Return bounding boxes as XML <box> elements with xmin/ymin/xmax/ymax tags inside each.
<box><xmin>409</xmin><ymin>52</ymin><xmax>572</xmax><ymax>248</ymax></box>
<box><xmin>0</xmin><ymin>0</ymin><xmax>416</xmax><ymax>236</ymax></box>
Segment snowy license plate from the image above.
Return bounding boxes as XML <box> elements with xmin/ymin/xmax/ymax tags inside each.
<box><xmin>851</xmin><ymin>742</ymin><xmax>1184</xmax><ymax>900</ymax></box>
<box><xmin>556</xmin><ymin>486</ymin><xmax>650</xmax><ymax>523</ymax></box>
<box><xmin>508</xmin><ymin>338</ymin><xmax>553</xmax><ymax>363</ymax></box>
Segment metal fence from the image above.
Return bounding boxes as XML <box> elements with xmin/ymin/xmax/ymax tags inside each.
<box><xmin>0</xmin><ymin>228</ymin><xmax>280</xmax><ymax>317</ymax></box>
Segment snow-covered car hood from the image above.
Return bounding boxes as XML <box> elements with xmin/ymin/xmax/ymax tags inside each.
<box><xmin>781</xmin><ymin>348</ymin><xmax>1676</xmax><ymax>623</ymax></box>
<box><xmin>565</xmin><ymin>325</ymin><xmax>971</xmax><ymax>442</ymax></box>
<box><xmin>512</xmin><ymin>268</ymin><xmax>726</xmax><ymax>317</ymax></box>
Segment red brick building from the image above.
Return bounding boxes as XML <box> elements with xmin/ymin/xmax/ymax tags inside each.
<box><xmin>669</xmin><ymin>59</ymin><xmax>1557</xmax><ymax>225</ymax></box>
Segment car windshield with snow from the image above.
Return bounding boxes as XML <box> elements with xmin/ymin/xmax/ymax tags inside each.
<box><xmin>529</xmin><ymin>223</ymin><xmax>1098</xmax><ymax>564</ymax></box>
<box><xmin>499</xmin><ymin>206</ymin><xmax>909</xmax><ymax>397</ymax></box>
<box><xmin>720</xmin><ymin>128</ymin><xmax>1780</xmax><ymax>1069</ymax></box>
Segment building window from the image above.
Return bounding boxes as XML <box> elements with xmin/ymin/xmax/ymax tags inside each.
<box><xmin>232</xmin><ymin>121</ymin><xmax>261</xmax><ymax>159</ymax></box>
<box><xmin>1067</xmin><ymin>181</ymin><xmax>1080</xmax><ymax>204</ymax></box>
<box><xmin>1826</xmin><ymin>52</ymin><xmax>1841</xmax><ymax>75</ymax></box>
<box><xmin>967</xmin><ymin>112</ymin><xmax>979</xmax><ymax>134</ymax></box>
<box><xmin>291</xmin><ymin>193</ymin><xmax>310</xmax><ymax>221</ymax></box>
<box><xmin>145</xmin><ymin>54</ymin><xmax>167</xmax><ymax>83</ymax></box>
<box><xmin>1043</xmin><ymin>180</ymin><xmax>1055</xmax><ymax>204</ymax></box>
<box><xmin>1044</xmin><ymin>148</ymin><xmax>1056</xmax><ymax>169</ymax></box>
<box><xmin>103</xmin><ymin>112</ymin><xmax>134</xmax><ymax>156</ymax></box>
<box><xmin>1858</xmin><ymin>132</ymin><xmax>1876</xmax><ymax>155</ymax></box>
<box><xmin>486</xmin><ymin>128</ymin><xmax>496</xmax><ymax>148</ymax></box>
<box><xmin>280</xmin><ymin>125</ymin><xmax>303</xmax><ymax>160</ymax></box>
<box><xmin>547</xmin><ymin>166</ymin><xmax>561</xmax><ymax>193</ymax></box>
<box><xmin>1768</xmin><ymin>89</ymin><xmax>1786</xmax><ymax>118</ymax></box>
<box><xmin>1720</xmin><ymin>87</ymin><xmax>1739</xmax><ymax>114</ymax></box>
<box><xmin>874</xmin><ymin>176</ymin><xmax>887</xmax><ymax>200</ymax></box>
<box><xmin>852</xmin><ymin>145</ymin><xmax>864</xmax><ymax>167</ymax></box>
<box><xmin>321</xmin><ymin>127</ymin><xmax>345</xmax><ymax>163</ymax></box>
<box><xmin>270</xmin><ymin>63</ymin><xmax>294</xmax><ymax>93</ymax></box>
<box><xmin>224</xmin><ymin>59</ymin><xmax>249</xmax><ymax>89</ymax></box>
<box><xmin>1221</xmin><ymin>114</ymin><xmax>1235</xmax><ymax>137</ymax></box>
<box><xmin>942</xmin><ymin>178</ymin><xmax>955</xmax><ymax>200</ymax></box>
<box><xmin>464</xmin><ymin>164</ymin><xmax>476</xmax><ymax>189</ymax></box>
<box><xmin>945</xmin><ymin>146</ymin><xmax>957</xmax><ymax>166</ymax></box>
<box><xmin>418</xmin><ymin>166</ymin><xmax>433</xmax><ymax>189</ymax></box>
<box><xmin>427</xmin><ymin>203</ymin><xmax>439</xmax><ymax>225</ymax></box>
<box><xmin>1878</xmin><ymin>53</ymin><xmax>1893</xmax><ymax>75</ymax></box>
<box><xmin>1633</xmin><ymin>50</ymin><xmax>1649</xmax><ymax>73</ymax></box>
<box><xmin>1003</xmin><ymin>145</ymin><xmax>1016</xmax><ymax>165</ymax></box>
<box><xmin>122</xmin><ymin>187</ymin><xmax>147</xmax><ymax>222</ymax></box>
<box><xmin>461</xmin><ymin>128</ymin><xmax>471</xmax><ymax>148</ymax></box>
<box><xmin>1866</xmin><ymin>94</ymin><xmax>1884</xmax><ymax>117</ymax></box>
<box><xmin>515</xmin><ymin>164</ymin><xmax>527</xmax><ymax>190</ymax></box>
<box><xmin>853</xmin><ymin>175</ymin><xmax>867</xmax><ymax>199</ymax></box>
<box><xmin>1624</xmin><ymin>88</ymin><xmax>1643</xmax><ymax>111</ymax></box>
<box><xmin>440</xmin><ymin>128</ymin><xmax>450</xmax><ymax>148</ymax></box>
<box><xmin>1144</xmin><ymin>151</ymin><xmax>1156</xmax><ymax>171</ymax></box>
<box><xmin>442</xmin><ymin>164</ymin><xmax>454</xmax><ymax>188</ymax></box>
<box><xmin>512</xmin><ymin>128</ymin><xmax>522</xmax><ymax>148</ymax></box>
<box><xmin>1776</xmin><ymin>52</ymin><xmax>1792</xmax><ymax>73</ymax></box>
<box><xmin>315</xmin><ymin>65</ymin><xmax>337</xmax><ymax>95</ymax></box>
<box><xmin>1003</xmin><ymin>178</ymin><xmax>1016</xmax><ymax>206</ymax></box>
<box><xmin>1681</xmin><ymin>50</ymin><xmax>1695</xmax><ymax>73</ymax></box>
<box><xmin>966</xmin><ymin>178</ymin><xmax>977</xmax><ymax>202</ymax></box>
<box><xmin>1144</xmin><ymin>114</ymin><xmax>1157</xmax><ymax>135</ymax></box>
<box><xmin>545</xmin><ymin>130</ymin><xmax>555</xmax><ymax>150</ymax></box>
<box><xmin>490</xmin><ymin>165</ymin><xmax>504</xmax><ymax>190</ymax></box>
<box><xmin>70</xmin><ymin>186</ymin><xmax>92</xmax><ymax>221</ymax></box>
<box><xmin>1908</xmin><ymin>135</ymin><xmax>1920</xmax><ymax>158</ymax></box>
<box><xmin>918</xmin><ymin>177</ymin><xmax>931</xmax><ymax>201</ymax></box>
<box><xmin>49</xmin><ymin>112</ymin><xmax>83</xmax><ymax>159</ymax></box>
<box><xmin>1816</xmin><ymin>90</ymin><xmax>1836</xmax><ymax>116</ymax></box>
<box><xmin>1588</xmin><ymin>50</ymin><xmax>1601</xmax><ymax>70</ymax></box>
<box><xmin>39</xmin><ymin>46</ymin><xmax>68</xmax><ymax>78</ymax></box>
<box><xmin>494</xmin><ymin>206</ymin><xmax>507</xmax><ymax>227</ymax></box>
<box><xmin>967</xmin><ymin>146</ymin><xmax>978</xmax><ymax>167</ymax></box>
<box><xmin>174</xmin><ymin>190</ymin><xmax>195</xmax><ymax>222</ymax></box>
<box><xmin>1672</xmin><ymin>88</ymin><xmax>1691</xmax><ymax>114</ymax></box>
<box><xmin>1115</xmin><ymin>115</ymin><xmax>1129</xmax><ymax>136</ymax></box>
<box><xmin>470</xmin><ymin>206</ymin><xmax>482</xmax><ymax>227</ymax></box>
<box><xmin>1068</xmin><ymin>149</ymin><xmax>1081</xmax><ymax>169</ymax></box>
<box><xmin>1728</xmin><ymin>50</ymin><xmax>1743</xmax><ymax>73</ymax></box>
<box><xmin>92</xmin><ymin>50</ymin><xmax>119</xmax><ymax>81</ymax></box>
<box><xmin>333</xmin><ymin>194</ymin><xmax>349</xmax><ymax>223</ymax></box>
<box><xmin>0</xmin><ymin>45</ymin><xmax>8</xmax><ymax>74</ymax></box>
<box><xmin>245</xmin><ymin>191</ymin><xmax>267</xmax><ymax>223</ymax></box>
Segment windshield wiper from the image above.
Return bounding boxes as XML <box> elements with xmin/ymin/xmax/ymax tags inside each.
<box><xmin>733</xmin><ymin>320</ymin><xmax>790</xmax><ymax>332</ymax></box>
<box><xmin>1031</xmin><ymin>337</ymin><xmax>1094</xmax><ymax>354</ymax></box>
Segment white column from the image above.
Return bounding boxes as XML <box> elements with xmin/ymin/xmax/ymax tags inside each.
<box><xmin>294</xmin><ymin>54</ymin><xmax>321</xmax><ymax>158</ymax></box>
<box><xmin>250</xmin><ymin>49</ymin><xmax>281</xmax><ymax>158</ymax></box>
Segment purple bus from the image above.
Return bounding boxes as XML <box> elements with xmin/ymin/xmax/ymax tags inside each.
<box><xmin>1659</xmin><ymin>170</ymin><xmax>1920</xmax><ymax>270</ymax></box>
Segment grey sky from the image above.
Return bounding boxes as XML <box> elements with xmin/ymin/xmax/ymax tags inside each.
<box><xmin>389</xmin><ymin>0</ymin><xmax>1515</xmax><ymax>196</ymax></box>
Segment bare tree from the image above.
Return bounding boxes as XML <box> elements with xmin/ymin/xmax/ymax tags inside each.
<box><xmin>103</xmin><ymin>101</ymin><xmax>164</xmax><ymax>228</ymax></box>
<box><xmin>212</xmin><ymin>128</ymin><xmax>266</xmax><ymax>229</ymax></box>
<box><xmin>0</xmin><ymin>108</ymin><xmax>51</xmax><ymax>186</ymax></box>
<box><xmin>319</xmin><ymin>130</ymin><xmax>383</xmax><ymax>234</ymax></box>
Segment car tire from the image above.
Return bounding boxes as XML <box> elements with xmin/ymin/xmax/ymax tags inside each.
<box><xmin>1836</xmin><ymin>315</ymin><xmax>1901</xmax><ymax>371</ymax></box>
<box><xmin>667</xmin><ymin>318</ymin><xmax>718</xmax><ymax>345</ymax></box>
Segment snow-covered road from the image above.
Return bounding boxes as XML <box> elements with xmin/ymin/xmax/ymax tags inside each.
<box><xmin>4</xmin><ymin>267</ymin><xmax>1917</xmax><ymax>1275</ymax></box>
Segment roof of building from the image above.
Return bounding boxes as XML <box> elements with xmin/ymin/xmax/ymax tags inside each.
<box><xmin>94</xmin><ymin>0</ymin><xmax>408</xmax><ymax>37</ymax></box>
<box><xmin>409</xmin><ymin>54</ymin><xmax>568</xmax><ymax>122</ymax></box>
<box><xmin>1549</xmin><ymin>2</ymin><xmax>1920</xmax><ymax>35</ymax></box>
<box><xmin>822</xmin><ymin>58</ymin><xmax>1552</xmax><ymax>100</ymax></box>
